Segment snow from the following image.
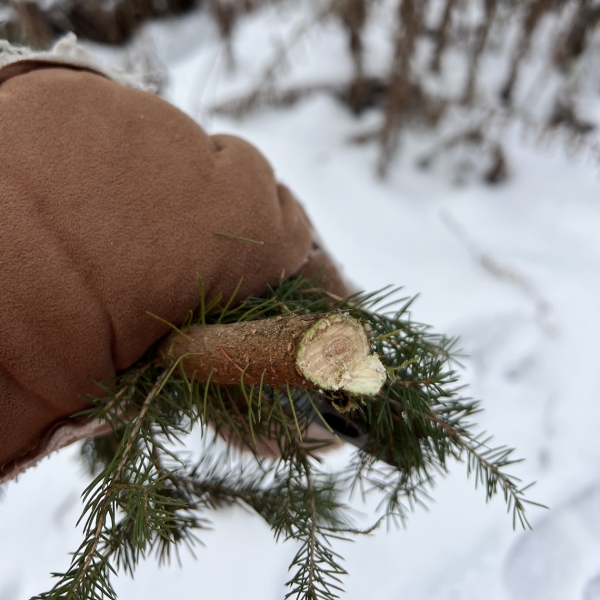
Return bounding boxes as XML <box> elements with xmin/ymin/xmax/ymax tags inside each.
<box><xmin>2</xmin><ymin>3</ymin><xmax>600</xmax><ymax>599</ymax></box>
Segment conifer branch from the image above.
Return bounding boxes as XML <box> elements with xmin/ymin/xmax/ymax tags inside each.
<box><xmin>34</xmin><ymin>275</ymin><xmax>541</xmax><ymax>600</ymax></box>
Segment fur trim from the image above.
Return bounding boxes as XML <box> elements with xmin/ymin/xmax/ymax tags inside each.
<box><xmin>0</xmin><ymin>33</ymin><xmax>157</xmax><ymax>92</ymax></box>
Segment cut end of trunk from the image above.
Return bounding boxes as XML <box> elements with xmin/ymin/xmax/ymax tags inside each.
<box><xmin>296</xmin><ymin>314</ymin><xmax>386</xmax><ymax>396</ymax></box>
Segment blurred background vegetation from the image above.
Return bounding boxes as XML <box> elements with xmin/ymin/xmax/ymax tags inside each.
<box><xmin>2</xmin><ymin>0</ymin><xmax>600</xmax><ymax>183</ymax></box>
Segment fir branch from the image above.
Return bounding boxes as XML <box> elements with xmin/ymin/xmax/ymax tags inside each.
<box><xmin>426</xmin><ymin>409</ymin><xmax>538</xmax><ymax>528</ymax></box>
<box><xmin>36</xmin><ymin>274</ymin><xmax>540</xmax><ymax>600</ymax></box>
<box><xmin>36</xmin><ymin>370</ymin><xmax>171</xmax><ymax>600</ymax></box>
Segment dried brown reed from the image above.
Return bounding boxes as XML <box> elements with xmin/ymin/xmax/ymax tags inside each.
<box><xmin>207</xmin><ymin>0</ymin><xmax>600</xmax><ymax>181</ymax></box>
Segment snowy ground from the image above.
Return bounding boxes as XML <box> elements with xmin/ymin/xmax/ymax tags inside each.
<box><xmin>2</xmin><ymin>3</ymin><xmax>600</xmax><ymax>599</ymax></box>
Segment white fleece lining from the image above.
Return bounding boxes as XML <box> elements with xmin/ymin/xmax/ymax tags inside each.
<box><xmin>0</xmin><ymin>32</ymin><xmax>157</xmax><ymax>92</ymax></box>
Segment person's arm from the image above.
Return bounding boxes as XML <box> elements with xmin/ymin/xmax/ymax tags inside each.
<box><xmin>0</xmin><ymin>59</ymin><xmax>347</xmax><ymax>483</ymax></box>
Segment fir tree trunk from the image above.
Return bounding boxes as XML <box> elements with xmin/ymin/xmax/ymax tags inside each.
<box><xmin>160</xmin><ymin>313</ymin><xmax>386</xmax><ymax>396</ymax></box>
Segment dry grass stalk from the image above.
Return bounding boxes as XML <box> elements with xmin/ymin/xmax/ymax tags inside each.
<box><xmin>553</xmin><ymin>0</ymin><xmax>600</xmax><ymax>69</ymax></box>
<box><xmin>500</xmin><ymin>0</ymin><xmax>555</xmax><ymax>105</ymax></box>
<box><xmin>463</xmin><ymin>0</ymin><xmax>497</xmax><ymax>105</ymax></box>
<box><xmin>10</xmin><ymin>1</ymin><xmax>54</xmax><ymax>49</ymax></box>
<box><xmin>430</xmin><ymin>0</ymin><xmax>458</xmax><ymax>73</ymax></box>
<box><xmin>339</xmin><ymin>0</ymin><xmax>371</xmax><ymax>114</ymax></box>
<box><xmin>377</xmin><ymin>0</ymin><xmax>428</xmax><ymax>177</ymax></box>
<box><xmin>206</xmin><ymin>0</ymin><xmax>600</xmax><ymax>178</ymax></box>
<box><xmin>9</xmin><ymin>0</ymin><xmax>600</xmax><ymax>180</ymax></box>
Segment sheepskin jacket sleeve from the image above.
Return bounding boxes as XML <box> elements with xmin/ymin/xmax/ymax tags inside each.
<box><xmin>0</xmin><ymin>59</ymin><xmax>346</xmax><ymax>482</ymax></box>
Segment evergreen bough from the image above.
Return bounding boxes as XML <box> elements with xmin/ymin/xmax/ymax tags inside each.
<box><xmin>34</xmin><ymin>275</ymin><xmax>541</xmax><ymax>600</ymax></box>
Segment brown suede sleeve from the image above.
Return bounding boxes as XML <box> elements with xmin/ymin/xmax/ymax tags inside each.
<box><xmin>0</xmin><ymin>62</ymin><xmax>343</xmax><ymax>479</ymax></box>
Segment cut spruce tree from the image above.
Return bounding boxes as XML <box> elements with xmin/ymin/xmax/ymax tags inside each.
<box><xmin>35</xmin><ymin>275</ymin><xmax>542</xmax><ymax>600</ymax></box>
